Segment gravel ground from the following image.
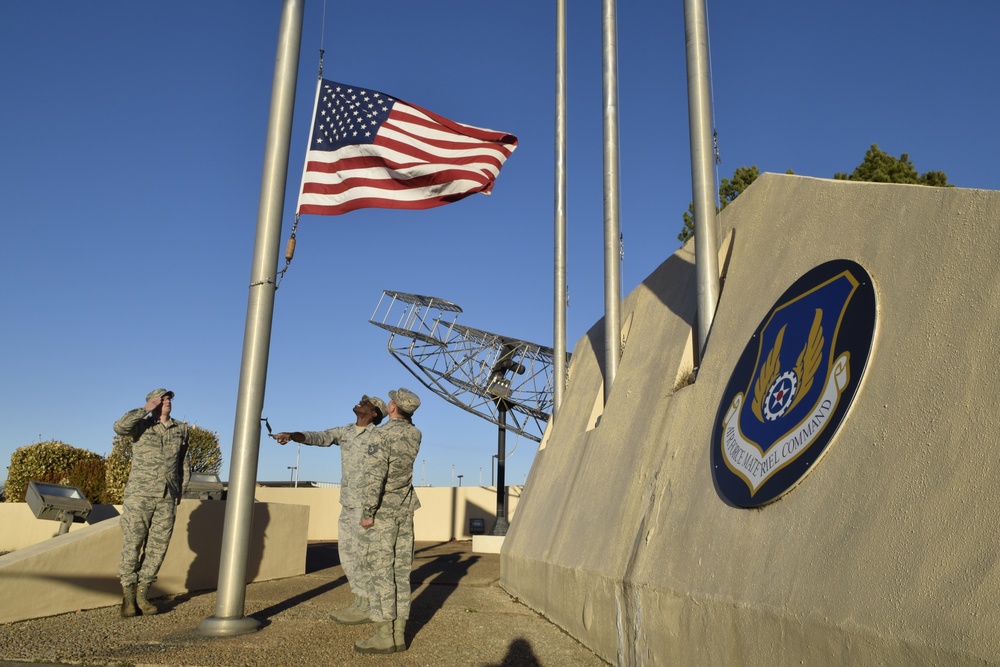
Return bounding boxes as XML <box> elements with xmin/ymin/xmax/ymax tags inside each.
<box><xmin>0</xmin><ymin>541</ymin><xmax>608</xmax><ymax>667</ymax></box>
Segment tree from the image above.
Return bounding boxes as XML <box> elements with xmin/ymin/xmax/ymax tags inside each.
<box><xmin>678</xmin><ymin>165</ymin><xmax>761</xmax><ymax>244</ymax></box>
<box><xmin>834</xmin><ymin>144</ymin><xmax>952</xmax><ymax>186</ymax></box>
<box><xmin>103</xmin><ymin>425</ymin><xmax>223</xmax><ymax>504</ymax></box>
<box><xmin>719</xmin><ymin>165</ymin><xmax>762</xmax><ymax>208</ymax></box>
<box><xmin>679</xmin><ymin>145</ymin><xmax>951</xmax><ymax>243</ymax></box>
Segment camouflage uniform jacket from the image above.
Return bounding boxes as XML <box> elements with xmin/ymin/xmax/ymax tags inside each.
<box><xmin>360</xmin><ymin>418</ymin><xmax>422</xmax><ymax>520</ymax></box>
<box><xmin>300</xmin><ymin>423</ymin><xmax>379</xmax><ymax>508</ymax></box>
<box><xmin>114</xmin><ymin>408</ymin><xmax>190</xmax><ymax>500</ymax></box>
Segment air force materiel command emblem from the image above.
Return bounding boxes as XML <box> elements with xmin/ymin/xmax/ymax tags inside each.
<box><xmin>711</xmin><ymin>259</ymin><xmax>876</xmax><ymax>507</ymax></box>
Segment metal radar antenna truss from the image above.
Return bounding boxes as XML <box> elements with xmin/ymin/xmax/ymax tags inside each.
<box><xmin>370</xmin><ymin>290</ymin><xmax>567</xmax><ymax>535</ymax></box>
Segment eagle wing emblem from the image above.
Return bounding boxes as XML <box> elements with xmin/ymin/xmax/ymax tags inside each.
<box><xmin>788</xmin><ymin>309</ymin><xmax>824</xmax><ymax>412</ymax></box>
<box><xmin>752</xmin><ymin>324</ymin><xmax>785</xmax><ymax>422</ymax></box>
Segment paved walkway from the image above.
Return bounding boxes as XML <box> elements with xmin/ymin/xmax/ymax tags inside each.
<box><xmin>0</xmin><ymin>540</ymin><xmax>607</xmax><ymax>667</ymax></box>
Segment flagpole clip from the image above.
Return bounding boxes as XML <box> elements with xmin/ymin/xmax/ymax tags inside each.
<box><xmin>273</xmin><ymin>213</ymin><xmax>300</xmax><ymax>290</ymax></box>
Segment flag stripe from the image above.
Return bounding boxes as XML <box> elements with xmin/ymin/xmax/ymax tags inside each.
<box><xmin>296</xmin><ymin>80</ymin><xmax>517</xmax><ymax>216</ymax></box>
<box><xmin>302</xmin><ymin>145</ymin><xmax>501</xmax><ymax>187</ymax></box>
<box><xmin>379</xmin><ymin>123</ymin><xmax>511</xmax><ymax>165</ymax></box>
<box><xmin>301</xmin><ymin>168</ymin><xmax>492</xmax><ymax>195</ymax></box>
<box><xmin>303</xmin><ymin>157</ymin><xmax>487</xmax><ymax>181</ymax></box>
<box><xmin>298</xmin><ymin>181</ymin><xmax>488</xmax><ymax>216</ymax></box>
<box><xmin>398</xmin><ymin>102</ymin><xmax>516</xmax><ymax>144</ymax></box>
<box><xmin>300</xmin><ymin>178</ymin><xmax>488</xmax><ymax>203</ymax></box>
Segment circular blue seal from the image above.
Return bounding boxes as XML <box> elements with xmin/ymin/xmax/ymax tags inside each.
<box><xmin>711</xmin><ymin>259</ymin><xmax>876</xmax><ymax>507</ymax></box>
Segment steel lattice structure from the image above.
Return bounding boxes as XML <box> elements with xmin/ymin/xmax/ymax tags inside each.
<box><xmin>370</xmin><ymin>291</ymin><xmax>566</xmax><ymax>442</ymax></box>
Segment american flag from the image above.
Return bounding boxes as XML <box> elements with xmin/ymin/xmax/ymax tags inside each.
<box><xmin>296</xmin><ymin>79</ymin><xmax>518</xmax><ymax>216</ymax></box>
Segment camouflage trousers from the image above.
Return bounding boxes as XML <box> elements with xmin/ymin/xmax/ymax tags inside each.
<box><xmin>359</xmin><ymin>510</ymin><xmax>414</xmax><ymax>622</ymax></box>
<box><xmin>118</xmin><ymin>495</ymin><xmax>177</xmax><ymax>586</ymax></box>
<box><xmin>338</xmin><ymin>506</ymin><xmax>367</xmax><ymax>598</ymax></box>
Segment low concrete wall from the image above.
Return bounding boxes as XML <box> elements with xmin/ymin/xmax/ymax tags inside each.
<box><xmin>0</xmin><ymin>485</ymin><xmax>518</xmax><ymax>624</ymax></box>
<box><xmin>253</xmin><ymin>485</ymin><xmax>522</xmax><ymax>541</ymax></box>
<box><xmin>502</xmin><ymin>174</ymin><xmax>1000</xmax><ymax>665</ymax></box>
<box><xmin>0</xmin><ymin>500</ymin><xmax>308</xmax><ymax>624</ymax></box>
<box><xmin>0</xmin><ymin>485</ymin><xmax>521</xmax><ymax>553</ymax></box>
<box><xmin>0</xmin><ymin>502</ymin><xmax>124</xmax><ymax>553</ymax></box>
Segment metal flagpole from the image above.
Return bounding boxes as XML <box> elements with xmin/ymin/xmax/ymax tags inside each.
<box><xmin>553</xmin><ymin>0</ymin><xmax>567</xmax><ymax>415</ymax></box>
<box><xmin>684</xmin><ymin>0</ymin><xmax>720</xmax><ymax>360</ymax></box>
<box><xmin>198</xmin><ymin>0</ymin><xmax>303</xmax><ymax>637</ymax></box>
<box><xmin>601</xmin><ymin>0</ymin><xmax>622</xmax><ymax>402</ymax></box>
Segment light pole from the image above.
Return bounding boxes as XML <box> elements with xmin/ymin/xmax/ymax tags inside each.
<box><xmin>457</xmin><ymin>474</ymin><xmax>464</xmax><ymax>487</ymax></box>
<box><xmin>294</xmin><ymin>442</ymin><xmax>300</xmax><ymax>488</ymax></box>
<box><xmin>421</xmin><ymin>459</ymin><xmax>425</xmax><ymax>486</ymax></box>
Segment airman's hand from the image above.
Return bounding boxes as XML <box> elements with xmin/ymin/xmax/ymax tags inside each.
<box><xmin>360</xmin><ymin>518</ymin><xmax>374</xmax><ymax>529</ymax></box>
<box><xmin>275</xmin><ymin>432</ymin><xmax>293</xmax><ymax>445</ymax></box>
<box><xmin>144</xmin><ymin>397</ymin><xmax>162</xmax><ymax>414</ymax></box>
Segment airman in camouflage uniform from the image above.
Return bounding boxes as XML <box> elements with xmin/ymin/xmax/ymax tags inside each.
<box><xmin>273</xmin><ymin>394</ymin><xmax>387</xmax><ymax>622</ymax></box>
<box><xmin>114</xmin><ymin>388</ymin><xmax>190</xmax><ymax>618</ymax></box>
<box><xmin>355</xmin><ymin>387</ymin><xmax>422</xmax><ymax>654</ymax></box>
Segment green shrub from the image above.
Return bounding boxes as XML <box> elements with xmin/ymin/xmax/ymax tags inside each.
<box><xmin>68</xmin><ymin>457</ymin><xmax>107</xmax><ymax>505</ymax></box>
<box><xmin>5</xmin><ymin>440</ymin><xmax>105</xmax><ymax>503</ymax></box>
<box><xmin>189</xmin><ymin>425</ymin><xmax>223</xmax><ymax>475</ymax></box>
<box><xmin>103</xmin><ymin>434</ymin><xmax>132</xmax><ymax>505</ymax></box>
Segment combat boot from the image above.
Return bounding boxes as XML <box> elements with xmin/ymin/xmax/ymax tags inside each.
<box><xmin>136</xmin><ymin>583</ymin><xmax>159</xmax><ymax>615</ymax></box>
<box><xmin>354</xmin><ymin>621</ymin><xmax>395</xmax><ymax>654</ymax></box>
<box><xmin>330</xmin><ymin>595</ymin><xmax>373</xmax><ymax>624</ymax></box>
<box><xmin>333</xmin><ymin>593</ymin><xmax>362</xmax><ymax>614</ymax></box>
<box><xmin>120</xmin><ymin>584</ymin><xmax>139</xmax><ymax>618</ymax></box>
<box><xmin>393</xmin><ymin>617</ymin><xmax>407</xmax><ymax>651</ymax></box>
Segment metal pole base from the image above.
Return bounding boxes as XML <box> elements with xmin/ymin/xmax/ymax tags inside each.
<box><xmin>491</xmin><ymin>517</ymin><xmax>509</xmax><ymax>536</ymax></box>
<box><xmin>197</xmin><ymin>615</ymin><xmax>261</xmax><ymax>637</ymax></box>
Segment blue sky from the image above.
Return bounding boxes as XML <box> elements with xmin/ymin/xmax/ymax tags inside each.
<box><xmin>2</xmin><ymin>1</ymin><xmax>998</xmax><ymax>490</ymax></box>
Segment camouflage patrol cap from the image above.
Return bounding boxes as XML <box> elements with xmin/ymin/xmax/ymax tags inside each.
<box><xmin>146</xmin><ymin>388</ymin><xmax>174</xmax><ymax>402</ymax></box>
<box><xmin>362</xmin><ymin>394</ymin><xmax>388</xmax><ymax>420</ymax></box>
<box><xmin>389</xmin><ymin>387</ymin><xmax>421</xmax><ymax>413</ymax></box>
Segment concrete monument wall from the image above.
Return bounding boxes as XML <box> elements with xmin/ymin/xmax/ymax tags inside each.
<box><xmin>0</xmin><ymin>500</ymin><xmax>308</xmax><ymax>624</ymax></box>
<box><xmin>501</xmin><ymin>174</ymin><xmax>1000</xmax><ymax>665</ymax></box>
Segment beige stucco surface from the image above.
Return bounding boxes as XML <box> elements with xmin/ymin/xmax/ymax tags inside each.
<box><xmin>0</xmin><ymin>485</ymin><xmax>520</xmax><ymax>623</ymax></box>
<box><xmin>253</xmin><ymin>485</ymin><xmax>521</xmax><ymax>541</ymax></box>
<box><xmin>0</xmin><ymin>485</ymin><xmax>521</xmax><ymax>552</ymax></box>
<box><xmin>0</xmin><ymin>502</ymin><xmax>123</xmax><ymax>552</ymax></box>
<box><xmin>501</xmin><ymin>174</ymin><xmax>1000</xmax><ymax>665</ymax></box>
<box><xmin>0</xmin><ymin>500</ymin><xmax>308</xmax><ymax>624</ymax></box>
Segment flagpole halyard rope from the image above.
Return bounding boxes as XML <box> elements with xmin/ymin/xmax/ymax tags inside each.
<box><xmin>705</xmin><ymin>0</ymin><xmax>722</xmax><ymax>202</ymax></box>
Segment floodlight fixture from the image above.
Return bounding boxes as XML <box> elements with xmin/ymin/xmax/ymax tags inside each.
<box><xmin>184</xmin><ymin>473</ymin><xmax>225</xmax><ymax>500</ymax></box>
<box><xmin>25</xmin><ymin>481</ymin><xmax>93</xmax><ymax>536</ymax></box>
